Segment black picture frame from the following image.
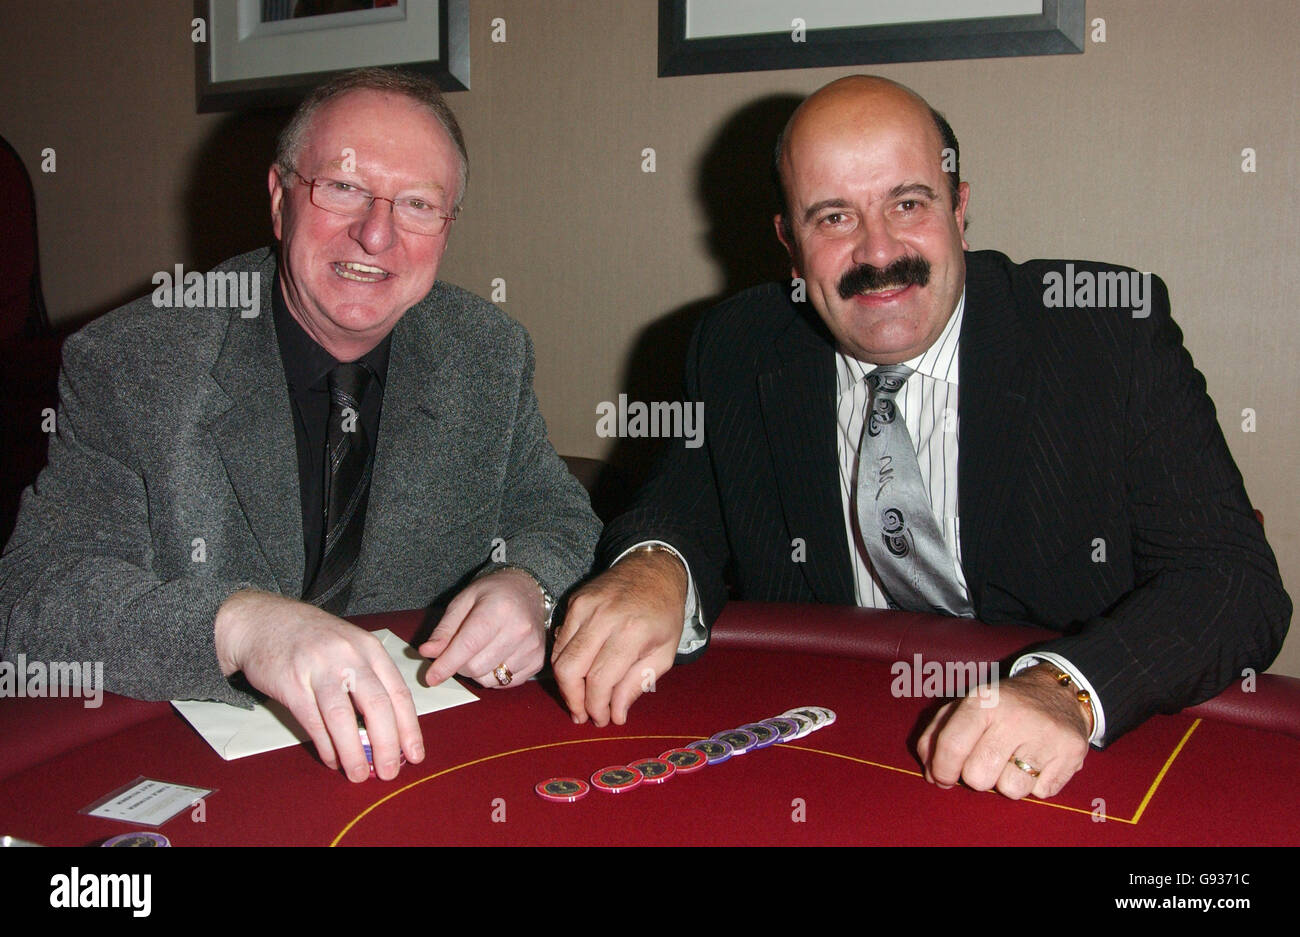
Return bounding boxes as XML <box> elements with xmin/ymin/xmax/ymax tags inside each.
<box><xmin>659</xmin><ymin>0</ymin><xmax>1085</xmax><ymax>77</ymax></box>
<box><xmin>195</xmin><ymin>0</ymin><xmax>469</xmax><ymax>113</ymax></box>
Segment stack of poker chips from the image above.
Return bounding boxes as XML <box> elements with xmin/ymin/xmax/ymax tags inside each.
<box><xmin>535</xmin><ymin>706</ymin><xmax>836</xmax><ymax>802</ymax></box>
<box><xmin>101</xmin><ymin>832</ymin><xmax>170</xmax><ymax>846</ymax></box>
<box><xmin>358</xmin><ymin>717</ymin><xmax>406</xmax><ymax>779</ymax></box>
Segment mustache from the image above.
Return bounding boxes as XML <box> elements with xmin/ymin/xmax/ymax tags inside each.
<box><xmin>837</xmin><ymin>255</ymin><xmax>931</xmax><ymax>300</ymax></box>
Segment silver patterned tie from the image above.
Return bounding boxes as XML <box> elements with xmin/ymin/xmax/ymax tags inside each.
<box><xmin>854</xmin><ymin>364</ymin><xmax>974</xmax><ymax>616</ymax></box>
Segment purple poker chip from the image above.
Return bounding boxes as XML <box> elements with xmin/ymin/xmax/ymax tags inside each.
<box><xmin>687</xmin><ymin>738</ymin><xmax>734</xmax><ymax>765</ymax></box>
<box><xmin>765</xmin><ymin>717</ymin><xmax>800</xmax><ymax>742</ymax></box>
<box><xmin>740</xmin><ymin>722</ymin><xmax>779</xmax><ymax>749</ymax></box>
<box><xmin>357</xmin><ymin>725</ymin><xmax>406</xmax><ymax>778</ymax></box>
<box><xmin>711</xmin><ymin>728</ymin><xmax>759</xmax><ymax>755</ymax></box>
<box><xmin>102</xmin><ymin>832</ymin><xmax>170</xmax><ymax>847</ymax></box>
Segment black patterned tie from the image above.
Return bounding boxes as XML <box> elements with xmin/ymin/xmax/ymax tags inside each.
<box><xmin>855</xmin><ymin>364</ymin><xmax>974</xmax><ymax>616</ymax></box>
<box><xmin>303</xmin><ymin>362</ymin><xmax>372</xmax><ymax>614</ymax></box>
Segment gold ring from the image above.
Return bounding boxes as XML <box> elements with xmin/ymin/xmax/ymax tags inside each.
<box><xmin>1011</xmin><ymin>755</ymin><xmax>1041</xmax><ymax>777</ymax></box>
<box><xmin>493</xmin><ymin>663</ymin><xmax>513</xmax><ymax>686</ymax></box>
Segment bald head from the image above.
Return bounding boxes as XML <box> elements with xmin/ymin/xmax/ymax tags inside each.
<box><xmin>769</xmin><ymin>75</ymin><xmax>971</xmax><ymax>365</ymax></box>
<box><xmin>775</xmin><ymin>76</ymin><xmax>961</xmax><ymax>234</ymax></box>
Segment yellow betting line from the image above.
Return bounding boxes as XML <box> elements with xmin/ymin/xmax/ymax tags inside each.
<box><xmin>990</xmin><ymin>719</ymin><xmax>1202</xmax><ymax>823</ymax></box>
<box><xmin>331</xmin><ymin>735</ymin><xmax>690</xmax><ymax>846</ymax></box>
<box><xmin>776</xmin><ymin>745</ymin><xmax>1129</xmax><ymax>822</ymax></box>
<box><xmin>332</xmin><ymin>721</ymin><xmax>1203</xmax><ymax>843</ymax></box>
<box><xmin>1128</xmin><ymin>718</ymin><xmax>1200</xmax><ymax>824</ymax></box>
<box><xmin>780</xmin><ymin>744</ymin><xmax>924</xmax><ymax>779</ymax></box>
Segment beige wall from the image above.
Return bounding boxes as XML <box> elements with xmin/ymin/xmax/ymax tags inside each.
<box><xmin>2</xmin><ymin>0</ymin><xmax>1296</xmax><ymax>676</ymax></box>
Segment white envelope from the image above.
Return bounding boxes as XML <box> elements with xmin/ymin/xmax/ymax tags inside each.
<box><xmin>171</xmin><ymin>629</ymin><xmax>478</xmax><ymax>760</ymax></box>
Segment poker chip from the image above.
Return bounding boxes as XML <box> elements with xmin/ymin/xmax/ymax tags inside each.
<box><xmin>783</xmin><ymin>707</ymin><xmax>828</xmax><ymax>730</ymax></box>
<box><xmin>765</xmin><ymin>717</ymin><xmax>799</xmax><ymax>742</ymax></box>
<box><xmin>102</xmin><ymin>832</ymin><xmax>170</xmax><ymax>847</ymax></box>
<box><xmin>780</xmin><ymin>713</ymin><xmax>814</xmax><ymax>739</ymax></box>
<box><xmin>628</xmin><ymin>758</ymin><xmax>676</xmax><ymax>784</ymax></box>
<box><xmin>356</xmin><ymin>725</ymin><xmax>407</xmax><ymax>778</ymax></box>
<box><xmin>358</xmin><ymin>726</ymin><xmax>375</xmax><ymax>775</ymax></box>
<box><xmin>688</xmin><ymin>738</ymin><xmax>734</xmax><ymax>765</ymax></box>
<box><xmin>712</xmin><ymin>728</ymin><xmax>759</xmax><ymax>754</ymax></box>
<box><xmin>590</xmin><ymin>765</ymin><xmax>643</xmax><ymax>793</ymax></box>
<box><xmin>659</xmin><ymin>747</ymin><xmax>708</xmax><ymax>773</ymax></box>
<box><xmin>740</xmin><ymin>722</ymin><xmax>779</xmax><ymax>748</ymax></box>
<box><xmin>789</xmin><ymin>706</ymin><xmax>837</xmax><ymax>730</ymax></box>
<box><xmin>535</xmin><ymin>777</ymin><xmax>590</xmax><ymax>803</ymax></box>
<box><xmin>538</xmin><ymin>708</ymin><xmax>840</xmax><ymax>804</ymax></box>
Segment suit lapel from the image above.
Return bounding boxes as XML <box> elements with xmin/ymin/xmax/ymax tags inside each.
<box><xmin>349</xmin><ymin>285</ymin><xmax>455</xmax><ymax>599</ymax></box>
<box><xmin>758</xmin><ymin>308</ymin><xmax>855</xmax><ymax>605</ymax></box>
<box><xmin>957</xmin><ymin>252</ymin><xmax>1036</xmax><ymax>613</ymax></box>
<box><xmin>207</xmin><ymin>253</ymin><xmax>304</xmax><ymax>597</ymax></box>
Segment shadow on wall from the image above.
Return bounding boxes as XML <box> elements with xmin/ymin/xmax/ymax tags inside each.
<box><xmin>1</xmin><ymin>110</ymin><xmax>284</xmax><ymax>542</ymax></box>
<box><xmin>605</xmin><ymin>92</ymin><xmax>803</xmax><ymax>493</ymax></box>
<box><xmin>184</xmin><ymin>107</ymin><xmax>292</xmax><ymax>271</ymax></box>
<box><xmin>0</xmin><ymin>135</ymin><xmax>64</xmax><ymax>546</ymax></box>
<box><xmin>52</xmin><ymin>108</ymin><xmax>289</xmax><ymax>332</ymax></box>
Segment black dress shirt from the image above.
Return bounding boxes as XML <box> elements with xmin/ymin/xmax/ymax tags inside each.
<box><xmin>271</xmin><ymin>280</ymin><xmax>391</xmax><ymax>592</ymax></box>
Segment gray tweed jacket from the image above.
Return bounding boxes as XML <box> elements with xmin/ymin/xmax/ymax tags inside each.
<box><xmin>0</xmin><ymin>247</ymin><xmax>600</xmax><ymax>706</ymax></box>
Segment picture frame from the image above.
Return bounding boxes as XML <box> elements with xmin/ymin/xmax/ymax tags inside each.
<box><xmin>195</xmin><ymin>0</ymin><xmax>469</xmax><ymax>113</ymax></box>
<box><xmin>658</xmin><ymin>0</ymin><xmax>1085</xmax><ymax>77</ymax></box>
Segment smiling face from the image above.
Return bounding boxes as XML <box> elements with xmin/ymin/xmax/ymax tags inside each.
<box><xmin>775</xmin><ymin>78</ymin><xmax>969</xmax><ymax>365</ymax></box>
<box><xmin>268</xmin><ymin>89</ymin><xmax>461</xmax><ymax>361</ymax></box>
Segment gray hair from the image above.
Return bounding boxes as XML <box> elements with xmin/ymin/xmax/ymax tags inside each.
<box><xmin>275</xmin><ymin>67</ymin><xmax>468</xmax><ymax>212</ymax></box>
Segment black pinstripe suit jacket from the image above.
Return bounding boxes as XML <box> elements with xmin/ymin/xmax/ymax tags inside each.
<box><xmin>599</xmin><ymin>250</ymin><xmax>1291</xmax><ymax>742</ymax></box>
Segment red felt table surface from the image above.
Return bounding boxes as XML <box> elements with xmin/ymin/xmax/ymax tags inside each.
<box><xmin>1</xmin><ymin>603</ymin><xmax>1297</xmax><ymax>846</ymax></box>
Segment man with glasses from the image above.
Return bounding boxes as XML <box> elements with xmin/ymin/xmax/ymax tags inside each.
<box><xmin>0</xmin><ymin>68</ymin><xmax>600</xmax><ymax>783</ymax></box>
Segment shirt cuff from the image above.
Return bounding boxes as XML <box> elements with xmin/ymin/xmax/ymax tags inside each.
<box><xmin>611</xmin><ymin>540</ymin><xmax>706</xmax><ymax>656</ymax></box>
<box><xmin>1010</xmin><ymin>652</ymin><xmax>1106</xmax><ymax>746</ymax></box>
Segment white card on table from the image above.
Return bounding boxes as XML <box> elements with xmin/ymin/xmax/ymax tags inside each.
<box><xmin>81</xmin><ymin>776</ymin><xmax>215</xmax><ymax>827</ymax></box>
<box><xmin>171</xmin><ymin>629</ymin><xmax>478</xmax><ymax>760</ymax></box>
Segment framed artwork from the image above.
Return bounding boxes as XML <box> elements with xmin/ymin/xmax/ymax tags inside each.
<box><xmin>195</xmin><ymin>0</ymin><xmax>469</xmax><ymax>112</ymax></box>
<box><xmin>659</xmin><ymin>0</ymin><xmax>1085</xmax><ymax>76</ymax></box>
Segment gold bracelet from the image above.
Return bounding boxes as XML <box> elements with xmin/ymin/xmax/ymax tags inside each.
<box><xmin>1052</xmin><ymin>669</ymin><xmax>1095</xmax><ymax>735</ymax></box>
<box><xmin>633</xmin><ymin>544</ymin><xmax>676</xmax><ymax>556</ymax></box>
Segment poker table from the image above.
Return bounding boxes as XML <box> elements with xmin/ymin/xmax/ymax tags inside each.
<box><xmin>1</xmin><ymin>602</ymin><xmax>1297</xmax><ymax>846</ymax></box>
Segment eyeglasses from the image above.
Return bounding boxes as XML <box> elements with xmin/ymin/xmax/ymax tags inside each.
<box><xmin>290</xmin><ymin>171</ymin><xmax>457</xmax><ymax>236</ymax></box>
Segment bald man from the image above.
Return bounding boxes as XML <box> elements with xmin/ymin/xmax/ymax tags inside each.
<box><xmin>552</xmin><ymin>76</ymin><xmax>1289</xmax><ymax>800</ymax></box>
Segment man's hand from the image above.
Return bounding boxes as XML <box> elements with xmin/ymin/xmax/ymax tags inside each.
<box><xmin>552</xmin><ymin>548</ymin><xmax>688</xmax><ymax>727</ymax></box>
<box><xmin>214</xmin><ymin>590</ymin><xmax>424</xmax><ymax>783</ymax></box>
<box><xmin>915</xmin><ymin>663</ymin><xmax>1091</xmax><ymax>800</ymax></box>
<box><xmin>419</xmin><ymin>567</ymin><xmax>548</xmax><ymax>689</ymax></box>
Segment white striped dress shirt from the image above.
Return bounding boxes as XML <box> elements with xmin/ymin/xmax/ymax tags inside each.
<box><xmin>836</xmin><ymin>293</ymin><xmax>967</xmax><ymax>608</ymax></box>
<box><xmin>643</xmin><ymin>288</ymin><xmax>1105</xmax><ymax>742</ymax></box>
<box><xmin>831</xmin><ymin>291</ymin><xmax>1105</xmax><ymax>741</ymax></box>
